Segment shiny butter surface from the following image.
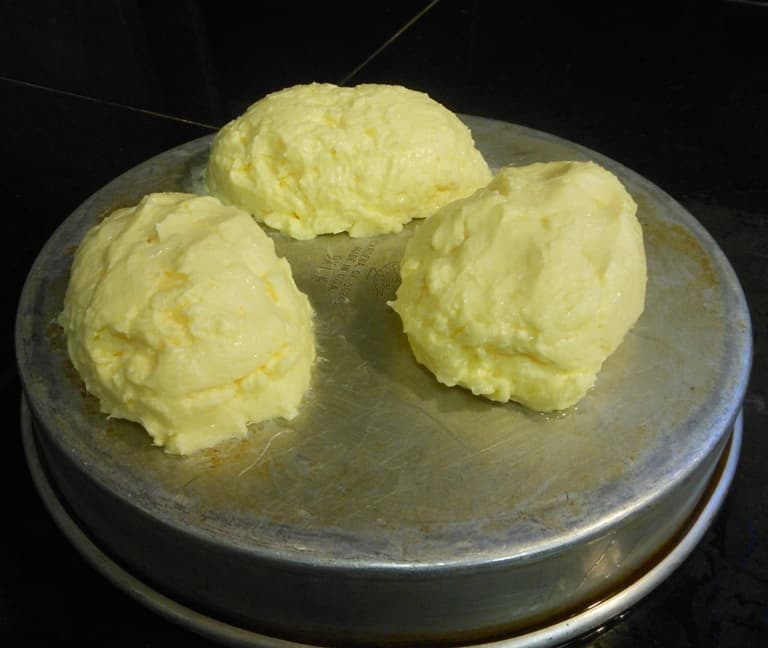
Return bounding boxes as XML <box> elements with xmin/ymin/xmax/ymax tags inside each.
<box><xmin>206</xmin><ymin>83</ymin><xmax>492</xmax><ymax>239</ymax></box>
<box><xmin>58</xmin><ymin>192</ymin><xmax>315</xmax><ymax>454</ymax></box>
<box><xmin>391</xmin><ymin>161</ymin><xmax>647</xmax><ymax>411</ymax></box>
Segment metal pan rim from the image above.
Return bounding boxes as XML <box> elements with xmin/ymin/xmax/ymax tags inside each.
<box><xmin>21</xmin><ymin>395</ymin><xmax>743</xmax><ymax>647</ymax></box>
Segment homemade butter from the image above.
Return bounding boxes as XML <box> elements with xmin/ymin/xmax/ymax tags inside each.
<box><xmin>206</xmin><ymin>82</ymin><xmax>492</xmax><ymax>239</ymax></box>
<box><xmin>390</xmin><ymin>161</ymin><xmax>647</xmax><ymax>411</ymax></box>
<box><xmin>58</xmin><ymin>192</ymin><xmax>315</xmax><ymax>454</ymax></box>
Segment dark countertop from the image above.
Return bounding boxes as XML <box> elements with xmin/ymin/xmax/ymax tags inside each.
<box><xmin>3</xmin><ymin>1</ymin><xmax>766</xmax><ymax>645</ymax></box>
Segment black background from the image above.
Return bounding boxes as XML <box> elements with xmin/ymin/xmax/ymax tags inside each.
<box><xmin>3</xmin><ymin>1</ymin><xmax>767</xmax><ymax>645</ymax></box>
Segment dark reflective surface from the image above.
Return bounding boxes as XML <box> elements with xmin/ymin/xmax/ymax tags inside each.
<box><xmin>3</xmin><ymin>1</ymin><xmax>767</xmax><ymax>646</ymax></box>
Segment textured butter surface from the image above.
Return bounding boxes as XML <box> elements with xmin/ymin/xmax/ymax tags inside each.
<box><xmin>206</xmin><ymin>83</ymin><xmax>492</xmax><ymax>239</ymax></box>
<box><xmin>390</xmin><ymin>161</ymin><xmax>647</xmax><ymax>411</ymax></box>
<box><xmin>58</xmin><ymin>192</ymin><xmax>315</xmax><ymax>454</ymax></box>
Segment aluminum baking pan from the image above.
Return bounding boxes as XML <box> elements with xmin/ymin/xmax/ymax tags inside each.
<box><xmin>20</xmin><ymin>397</ymin><xmax>743</xmax><ymax>647</ymax></box>
<box><xmin>16</xmin><ymin>116</ymin><xmax>752</xmax><ymax>646</ymax></box>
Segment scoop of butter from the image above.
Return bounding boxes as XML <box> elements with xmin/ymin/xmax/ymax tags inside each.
<box><xmin>389</xmin><ymin>161</ymin><xmax>647</xmax><ymax>411</ymax></box>
<box><xmin>206</xmin><ymin>82</ymin><xmax>492</xmax><ymax>239</ymax></box>
<box><xmin>58</xmin><ymin>192</ymin><xmax>315</xmax><ymax>454</ymax></box>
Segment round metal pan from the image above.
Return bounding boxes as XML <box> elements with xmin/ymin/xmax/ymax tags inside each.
<box><xmin>16</xmin><ymin>116</ymin><xmax>752</xmax><ymax>646</ymax></box>
<box><xmin>20</xmin><ymin>397</ymin><xmax>743</xmax><ymax>647</ymax></box>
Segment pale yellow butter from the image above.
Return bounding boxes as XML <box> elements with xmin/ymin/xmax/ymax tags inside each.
<box><xmin>390</xmin><ymin>161</ymin><xmax>647</xmax><ymax>411</ymax></box>
<box><xmin>206</xmin><ymin>83</ymin><xmax>492</xmax><ymax>239</ymax></box>
<box><xmin>59</xmin><ymin>192</ymin><xmax>315</xmax><ymax>454</ymax></box>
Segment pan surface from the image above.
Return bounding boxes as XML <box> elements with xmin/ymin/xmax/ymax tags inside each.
<box><xmin>20</xmin><ymin>397</ymin><xmax>743</xmax><ymax>647</ymax></box>
<box><xmin>16</xmin><ymin>116</ymin><xmax>752</xmax><ymax>645</ymax></box>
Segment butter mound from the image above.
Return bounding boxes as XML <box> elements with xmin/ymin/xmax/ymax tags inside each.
<box><xmin>206</xmin><ymin>82</ymin><xmax>492</xmax><ymax>239</ymax></box>
<box><xmin>59</xmin><ymin>192</ymin><xmax>315</xmax><ymax>454</ymax></box>
<box><xmin>390</xmin><ymin>161</ymin><xmax>647</xmax><ymax>411</ymax></box>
